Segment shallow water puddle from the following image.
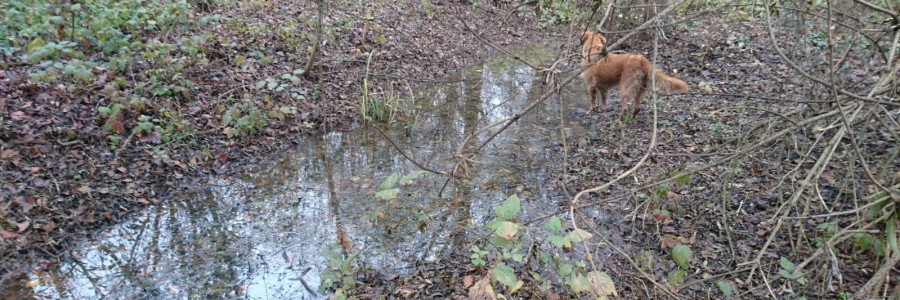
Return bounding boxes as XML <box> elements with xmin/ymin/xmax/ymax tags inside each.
<box><xmin>8</xmin><ymin>42</ymin><xmax>595</xmax><ymax>299</ymax></box>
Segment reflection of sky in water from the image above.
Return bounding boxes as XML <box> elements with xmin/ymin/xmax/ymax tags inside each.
<box><xmin>27</xmin><ymin>159</ymin><xmax>335</xmax><ymax>299</ymax></box>
<box><xmin>16</xmin><ymin>42</ymin><xmax>585</xmax><ymax>299</ymax></box>
<box><xmin>479</xmin><ymin>65</ymin><xmax>536</xmax><ymax>124</ymax></box>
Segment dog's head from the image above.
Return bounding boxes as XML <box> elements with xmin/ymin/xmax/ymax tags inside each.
<box><xmin>580</xmin><ymin>31</ymin><xmax>606</xmax><ymax>48</ymax></box>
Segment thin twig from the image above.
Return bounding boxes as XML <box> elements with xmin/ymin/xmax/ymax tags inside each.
<box><xmin>763</xmin><ymin>3</ymin><xmax>900</xmax><ymax>106</ymax></box>
<box><xmin>853</xmin><ymin>0</ymin><xmax>898</xmax><ymax>19</ymax></box>
<box><xmin>371</xmin><ymin>125</ymin><xmax>446</xmax><ymax>175</ymax></box>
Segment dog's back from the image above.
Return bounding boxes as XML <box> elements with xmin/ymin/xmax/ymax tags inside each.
<box><xmin>583</xmin><ymin>54</ymin><xmax>644</xmax><ymax>89</ymax></box>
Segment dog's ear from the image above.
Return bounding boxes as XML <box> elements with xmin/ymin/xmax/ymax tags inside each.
<box><xmin>599</xmin><ymin>33</ymin><xmax>607</xmax><ymax>44</ymax></box>
<box><xmin>580</xmin><ymin>32</ymin><xmax>593</xmax><ymax>45</ymax></box>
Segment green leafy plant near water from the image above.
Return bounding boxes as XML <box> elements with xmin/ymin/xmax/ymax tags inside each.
<box><xmin>3</xmin><ymin>0</ymin><xmax>324</xmax><ymax>147</ymax></box>
<box><xmin>359</xmin><ymin>52</ymin><xmax>415</xmax><ymax>125</ymax></box>
<box><xmin>319</xmin><ymin>170</ymin><xmax>427</xmax><ymax>298</ymax></box>
<box><xmin>468</xmin><ymin>195</ymin><xmax>618</xmax><ymax>298</ymax></box>
<box><xmin>319</xmin><ymin>172</ymin><xmax>613</xmax><ymax>298</ymax></box>
<box><xmin>514</xmin><ymin>0</ymin><xmax>586</xmax><ymax>28</ymax></box>
<box><xmin>362</xmin><ymin>170</ymin><xmax>429</xmax><ymax>231</ymax></box>
<box><xmin>319</xmin><ymin>243</ymin><xmax>360</xmax><ymax>297</ymax></box>
<box><xmin>317</xmin><ymin>165</ymin><xmax>767</xmax><ymax>297</ymax></box>
<box><xmin>2</xmin><ymin>0</ymin><xmax>208</xmax><ymax>145</ymax></box>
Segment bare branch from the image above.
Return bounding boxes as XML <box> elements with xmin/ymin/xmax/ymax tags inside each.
<box><xmin>854</xmin><ymin>0</ymin><xmax>899</xmax><ymax>20</ymax></box>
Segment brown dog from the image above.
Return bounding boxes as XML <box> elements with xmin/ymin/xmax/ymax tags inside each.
<box><xmin>579</xmin><ymin>31</ymin><xmax>687</xmax><ymax>119</ymax></box>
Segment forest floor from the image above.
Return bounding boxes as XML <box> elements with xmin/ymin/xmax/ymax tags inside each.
<box><xmin>0</xmin><ymin>0</ymin><xmax>552</xmax><ymax>284</ymax></box>
<box><xmin>2</xmin><ymin>0</ymin><xmax>897</xmax><ymax>299</ymax></box>
<box><xmin>554</xmin><ymin>16</ymin><xmax>894</xmax><ymax>299</ymax></box>
<box><xmin>343</xmin><ymin>10</ymin><xmax>899</xmax><ymax>300</ymax></box>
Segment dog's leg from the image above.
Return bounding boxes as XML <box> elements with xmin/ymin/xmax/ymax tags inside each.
<box><xmin>599</xmin><ymin>89</ymin><xmax>608</xmax><ymax>111</ymax></box>
<box><xmin>631</xmin><ymin>88</ymin><xmax>645</xmax><ymax>117</ymax></box>
<box><xmin>618</xmin><ymin>79</ymin><xmax>632</xmax><ymax>120</ymax></box>
<box><xmin>632</xmin><ymin>85</ymin><xmax>646</xmax><ymax>117</ymax></box>
<box><xmin>587</xmin><ymin>85</ymin><xmax>597</xmax><ymax>113</ymax></box>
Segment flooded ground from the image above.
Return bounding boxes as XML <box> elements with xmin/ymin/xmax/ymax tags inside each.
<box><xmin>6</xmin><ymin>42</ymin><xmax>598</xmax><ymax>299</ymax></box>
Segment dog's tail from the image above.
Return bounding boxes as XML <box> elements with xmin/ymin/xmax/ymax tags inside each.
<box><xmin>652</xmin><ymin>70</ymin><xmax>688</xmax><ymax>94</ymax></box>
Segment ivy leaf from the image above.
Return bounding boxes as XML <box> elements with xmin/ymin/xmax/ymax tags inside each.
<box><xmin>399</xmin><ymin>170</ymin><xmax>425</xmax><ymax>185</ymax></box>
<box><xmin>667</xmin><ymin>269</ymin><xmax>686</xmax><ymax>285</ymax></box>
<box><xmin>74</xmin><ymin>68</ymin><xmax>92</xmax><ymax>83</ymax></box>
<box><xmin>547</xmin><ymin>235</ymin><xmax>565</xmax><ymax>248</ymax></box>
<box><xmin>854</xmin><ymin>233</ymin><xmax>875</xmax><ymax>251</ymax></box>
<box><xmin>492</xmin><ymin>221</ymin><xmax>520</xmax><ymax>239</ymax></box>
<box><xmin>331</xmin><ymin>289</ymin><xmax>348</xmax><ymax>300</ymax></box>
<box><xmin>98</xmin><ymin>106</ymin><xmax>111</xmax><ymax>116</ymax></box>
<box><xmin>873</xmin><ymin>238</ymin><xmax>886</xmax><ymax>256</ymax></box>
<box><xmin>779</xmin><ymin>257</ymin><xmax>795</xmax><ymax>271</ymax></box>
<box><xmin>564</xmin><ymin>228</ymin><xmax>593</xmax><ymax>243</ymax></box>
<box><xmin>558</xmin><ymin>263</ymin><xmax>574</xmax><ymax>276</ymax></box>
<box><xmin>222</xmin><ymin>110</ymin><xmax>234</xmax><ymax>126</ymax></box>
<box><xmin>672</xmin><ymin>244</ymin><xmax>693</xmax><ymax>269</ymax></box>
<box><xmin>495</xmin><ymin>194</ymin><xmax>521</xmax><ymax>221</ymax></box>
<box><xmin>635</xmin><ymin>250</ymin><xmax>655</xmax><ymax>272</ymax></box>
<box><xmin>587</xmin><ymin>271</ymin><xmax>618</xmax><ymax>297</ymax></box>
<box><xmin>26</xmin><ymin>37</ymin><xmax>45</xmax><ymax>52</ymax></box>
<box><xmin>544</xmin><ymin>215</ymin><xmax>562</xmax><ymax>233</ymax></box>
<box><xmin>673</xmin><ymin>171</ymin><xmax>690</xmax><ymax>186</ymax></box>
<box><xmin>567</xmin><ymin>272</ymin><xmax>590</xmax><ymax>293</ymax></box>
<box><xmin>374</xmin><ymin>188</ymin><xmax>399</xmax><ymax>200</ymax></box>
<box><xmin>716</xmin><ymin>280</ymin><xmax>734</xmax><ymax>298</ymax></box>
<box><xmin>266</xmin><ymin>80</ymin><xmax>278</xmax><ymax>90</ymax></box>
<box><xmin>379</xmin><ymin>173</ymin><xmax>399</xmax><ymax>190</ymax></box>
<box><xmin>279</xmin><ymin>106</ymin><xmax>296</xmax><ymax>114</ymax></box>
<box><xmin>778</xmin><ymin>269</ymin><xmax>793</xmax><ymax>279</ymax></box>
<box><xmin>491</xmin><ymin>265</ymin><xmax>517</xmax><ymax>288</ymax></box>
<box><xmin>508</xmin><ymin>280</ymin><xmax>524</xmax><ymax>294</ymax></box>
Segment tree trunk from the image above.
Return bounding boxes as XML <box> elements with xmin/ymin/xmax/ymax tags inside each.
<box><xmin>304</xmin><ymin>0</ymin><xmax>324</xmax><ymax>77</ymax></box>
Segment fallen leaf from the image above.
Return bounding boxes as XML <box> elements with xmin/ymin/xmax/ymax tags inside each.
<box><xmin>13</xmin><ymin>220</ymin><xmax>30</xmax><ymax>232</ymax></box>
<box><xmin>14</xmin><ymin>196</ymin><xmax>35</xmax><ymax>213</ymax></box>
<box><xmin>337</xmin><ymin>229</ymin><xmax>353</xmax><ymax>253</ymax></box>
<box><xmin>701</xmin><ymin>249</ymin><xmax>717</xmax><ymax>259</ymax></box>
<box><xmin>0</xmin><ymin>149</ymin><xmax>18</xmax><ymax>159</ymax></box>
<box><xmin>587</xmin><ymin>271</ymin><xmax>618</xmax><ymax>297</ymax></box>
<box><xmin>468</xmin><ymin>274</ymin><xmax>494</xmax><ymax>300</ymax></box>
<box><xmin>463</xmin><ymin>275</ymin><xmax>474</xmax><ymax>288</ymax></box>
<box><xmin>42</xmin><ymin>221</ymin><xmax>56</xmax><ymax>232</ymax></box>
<box><xmin>11</xmin><ymin>111</ymin><xmax>27</xmax><ymax>121</ymax></box>
<box><xmin>545</xmin><ymin>291</ymin><xmax>561</xmax><ymax>300</ymax></box>
<box><xmin>396</xmin><ymin>288</ymin><xmax>414</xmax><ymax>297</ymax></box>
<box><xmin>0</xmin><ymin>230</ymin><xmax>16</xmax><ymax>239</ymax></box>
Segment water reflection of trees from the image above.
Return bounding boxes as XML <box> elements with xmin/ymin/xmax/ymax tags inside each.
<box><xmin>23</xmin><ymin>44</ymin><xmax>564</xmax><ymax>299</ymax></box>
